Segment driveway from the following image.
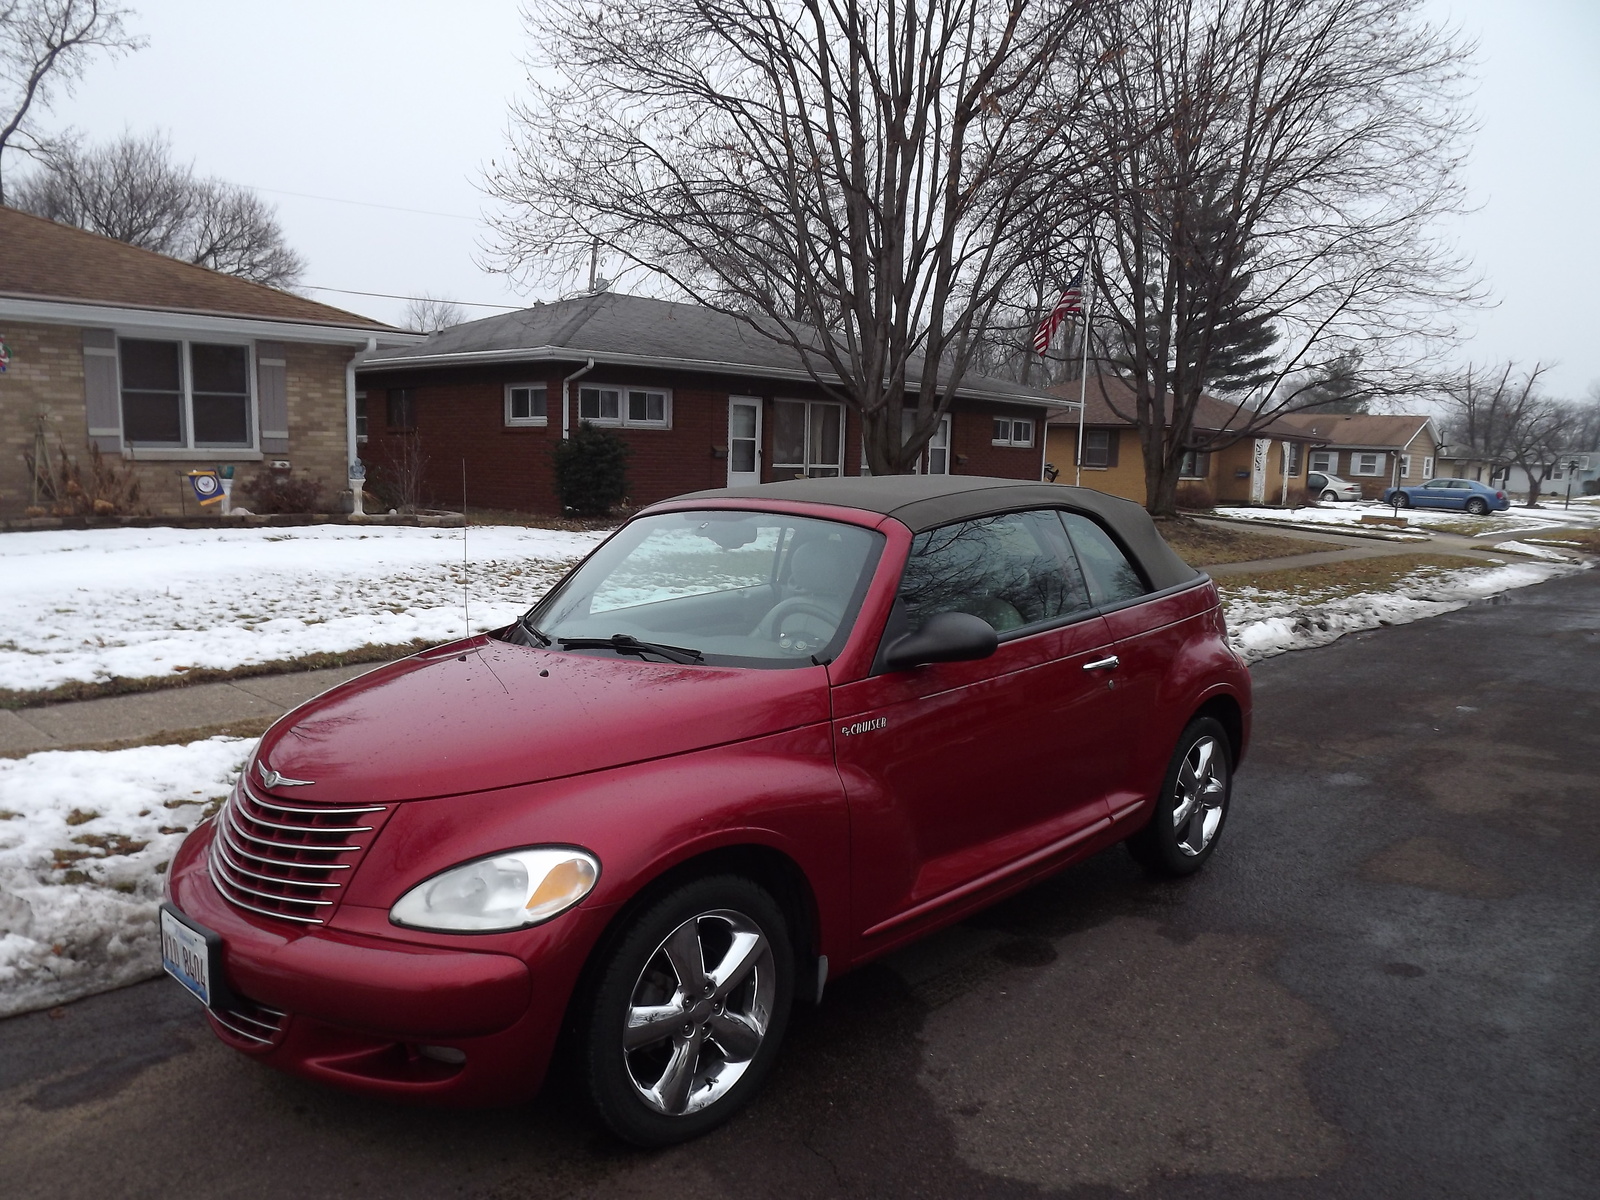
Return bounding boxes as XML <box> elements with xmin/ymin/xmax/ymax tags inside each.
<box><xmin>1</xmin><ymin>569</ymin><xmax>1595</xmax><ymax>1199</ymax></box>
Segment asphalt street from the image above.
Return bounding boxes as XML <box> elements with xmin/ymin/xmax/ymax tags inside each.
<box><xmin>1</xmin><ymin>568</ymin><xmax>1596</xmax><ymax>1199</ymax></box>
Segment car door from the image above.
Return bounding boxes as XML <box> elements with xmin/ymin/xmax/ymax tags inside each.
<box><xmin>831</xmin><ymin>510</ymin><xmax>1122</xmax><ymax>952</ymax></box>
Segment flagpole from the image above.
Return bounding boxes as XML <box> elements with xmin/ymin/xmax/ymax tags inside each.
<box><xmin>1075</xmin><ymin>244</ymin><xmax>1094</xmax><ymax>487</ymax></box>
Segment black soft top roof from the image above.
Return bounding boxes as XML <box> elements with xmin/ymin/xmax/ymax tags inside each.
<box><xmin>659</xmin><ymin>475</ymin><xmax>1200</xmax><ymax>592</ymax></box>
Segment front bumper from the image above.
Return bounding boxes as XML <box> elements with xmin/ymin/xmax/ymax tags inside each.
<box><xmin>167</xmin><ymin>820</ymin><xmax>610</xmax><ymax>1106</ymax></box>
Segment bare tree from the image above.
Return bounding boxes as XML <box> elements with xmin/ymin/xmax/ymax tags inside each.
<box><xmin>13</xmin><ymin>131</ymin><xmax>306</xmax><ymax>286</ymax></box>
<box><xmin>1441</xmin><ymin>362</ymin><xmax>1566</xmax><ymax>506</ymax></box>
<box><xmin>0</xmin><ymin>0</ymin><xmax>142</xmax><ymax>202</ymax></box>
<box><xmin>1070</xmin><ymin>0</ymin><xmax>1477</xmax><ymax>513</ymax></box>
<box><xmin>402</xmin><ymin>293</ymin><xmax>465</xmax><ymax>333</ymax></box>
<box><xmin>485</xmin><ymin>0</ymin><xmax>1104</xmax><ymax>474</ymax></box>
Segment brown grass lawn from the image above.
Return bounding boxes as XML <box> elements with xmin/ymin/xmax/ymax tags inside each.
<box><xmin>1157</xmin><ymin>519</ymin><xmax>1344</xmax><ymax>567</ymax></box>
<box><xmin>1217</xmin><ymin>552</ymin><xmax>1486</xmax><ymax>605</ymax></box>
<box><xmin>1526</xmin><ymin>530</ymin><xmax>1600</xmax><ymax>554</ymax></box>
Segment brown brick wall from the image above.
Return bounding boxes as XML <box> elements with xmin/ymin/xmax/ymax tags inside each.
<box><xmin>0</xmin><ymin>321</ymin><xmax>91</xmax><ymax>515</ymax></box>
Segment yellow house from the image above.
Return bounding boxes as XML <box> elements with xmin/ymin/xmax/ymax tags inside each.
<box><xmin>1045</xmin><ymin>375</ymin><xmax>1320</xmax><ymax>506</ymax></box>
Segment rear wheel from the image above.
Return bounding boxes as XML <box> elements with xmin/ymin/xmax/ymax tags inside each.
<box><xmin>1320</xmin><ymin>490</ymin><xmax>1338</xmax><ymax>502</ymax></box>
<box><xmin>1127</xmin><ymin>717</ymin><xmax>1232</xmax><ymax>877</ymax></box>
<box><xmin>1466</xmin><ymin>497</ymin><xmax>1489</xmax><ymax>516</ymax></box>
<box><xmin>581</xmin><ymin>875</ymin><xmax>794</xmax><ymax>1147</ymax></box>
<box><xmin>1391</xmin><ymin>491</ymin><xmax>1411</xmax><ymax>508</ymax></box>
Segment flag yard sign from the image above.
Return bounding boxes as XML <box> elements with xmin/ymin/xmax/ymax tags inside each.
<box><xmin>186</xmin><ymin>471</ymin><xmax>224</xmax><ymax>506</ymax></box>
<box><xmin>0</xmin><ymin>335</ymin><xmax>11</xmax><ymax>372</ymax></box>
<box><xmin>1032</xmin><ymin>278</ymin><xmax>1083</xmax><ymax>355</ymax></box>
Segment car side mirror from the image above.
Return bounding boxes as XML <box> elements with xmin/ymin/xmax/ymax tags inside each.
<box><xmin>882</xmin><ymin>611</ymin><xmax>999</xmax><ymax>671</ymax></box>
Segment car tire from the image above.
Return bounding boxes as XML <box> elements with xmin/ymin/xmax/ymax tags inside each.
<box><xmin>1126</xmin><ymin>717</ymin><xmax>1233</xmax><ymax>878</ymax></box>
<box><xmin>1320</xmin><ymin>490</ymin><xmax>1338</xmax><ymax>502</ymax></box>
<box><xmin>580</xmin><ymin>875</ymin><xmax>795</xmax><ymax>1147</ymax></box>
<box><xmin>1391</xmin><ymin>491</ymin><xmax>1410</xmax><ymax>508</ymax></box>
<box><xmin>1466</xmin><ymin>497</ymin><xmax>1489</xmax><ymax>516</ymax></box>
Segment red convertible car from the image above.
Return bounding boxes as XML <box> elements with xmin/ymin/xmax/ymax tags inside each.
<box><xmin>161</xmin><ymin>475</ymin><xmax>1250</xmax><ymax>1145</ymax></box>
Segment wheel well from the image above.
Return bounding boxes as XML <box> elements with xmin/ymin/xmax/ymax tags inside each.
<box><xmin>1192</xmin><ymin>695</ymin><xmax>1244</xmax><ymax>767</ymax></box>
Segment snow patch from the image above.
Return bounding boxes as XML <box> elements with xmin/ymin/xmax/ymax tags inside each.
<box><xmin>1491</xmin><ymin>540</ymin><xmax>1574</xmax><ymax>562</ymax></box>
<box><xmin>0</xmin><ymin>737</ymin><xmax>251</xmax><ymax>1017</ymax></box>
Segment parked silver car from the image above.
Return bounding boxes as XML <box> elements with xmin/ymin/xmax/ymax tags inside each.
<box><xmin>1306</xmin><ymin>471</ymin><xmax>1362</xmax><ymax>502</ymax></box>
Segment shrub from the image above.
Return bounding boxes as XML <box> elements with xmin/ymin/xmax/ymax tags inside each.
<box><xmin>1174</xmin><ymin>479</ymin><xmax>1216</xmax><ymax>511</ymax></box>
<box><xmin>1584</xmin><ymin>480</ymin><xmax>1599</xmax><ymax>496</ymax></box>
<box><xmin>1284</xmin><ymin>483</ymin><xmax>1310</xmax><ymax>508</ymax></box>
<box><xmin>240</xmin><ymin>471</ymin><xmax>326</xmax><ymax>514</ymax></box>
<box><xmin>42</xmin><ymin>440</ymin><xmax>145</xmax><ymax>516</ymax></box>
<box><xmin>553</xmin><ymin>421</ymin><xmax>630</xmax><ymax>515</ymax></box>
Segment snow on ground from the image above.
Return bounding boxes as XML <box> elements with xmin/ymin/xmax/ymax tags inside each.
<box><xmin>1215</xmin><ymin>499</ymin><xmax>1600</xmax><ymax>538</ymax></box>
<box><xmin>1491</xmin><ymin>541</ymin><xmax>1576</xmax><ymax>562</ymax></box>
<box><xmin>0</xmin><ymin>524</ymin><xmax>608</xmax><ymax>693</ymax></box>
<box><xmin>1222</xmin><ymin>560</ymin><xmax>1587</xmax><ymax>663</ymax></box>
<box><xmin>0</xmin><ymin>736</ymin><xmax>250</xmax><ymax>1017</ymax></box>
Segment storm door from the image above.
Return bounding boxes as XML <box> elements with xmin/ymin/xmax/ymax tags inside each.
<box><xmin>728</xmin><ymin>397</ymin><xmax>762</xmax><ymax>486</ymax></box>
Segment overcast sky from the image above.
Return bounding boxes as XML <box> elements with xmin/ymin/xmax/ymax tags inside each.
<box><xmin>34</xmin><ymin>0</ymin><xmax>1600</xmax><ymax>399</ymax></box>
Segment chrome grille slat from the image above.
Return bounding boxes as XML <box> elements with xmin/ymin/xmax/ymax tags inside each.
<box><xmin>210</xmin><ymin>1002</ymin><xmax>288</xmax><ymax>1046</ymax></box>
<box><xmin>207</xmin><ymin>786</ymin><xmax>389</xmax><ymax>927</ymax></box>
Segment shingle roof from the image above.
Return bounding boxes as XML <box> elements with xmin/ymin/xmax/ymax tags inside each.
<box><xmin>357</xmin><ymin>292</ymin><xmax>1059</xmax><ymax>408</ymax></box>
<box><xmin>1270</xmin><ymin>411</ymin><xmax>1438</xmax><ymax>450</ymax></box>
<box><xmin>1045</xmin><ymin>374</ymin><xmax>1320</xmax><ymax>441</ymax></box>
<box><xmin>0</xmin><ymin>204</ymin><xmax>395</xmax><ymax>330</ymax></box>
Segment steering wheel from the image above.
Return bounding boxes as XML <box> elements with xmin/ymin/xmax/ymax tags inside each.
<box><xmin>755</xmin><ymin>597</ymin><xmax>842</xmax><ymax>645</ymax></box>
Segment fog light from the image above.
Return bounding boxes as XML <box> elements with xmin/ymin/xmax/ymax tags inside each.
<box><xmin>418</xmin><ymin>1045</ymin><xmax>467</xmax><ymax>1065</ymax></box>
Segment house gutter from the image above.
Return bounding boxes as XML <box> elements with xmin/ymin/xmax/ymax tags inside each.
<box><xmin>562</xmin><ymin>359</ymin><xmax>595</xmax><ymax>440</ymax></box>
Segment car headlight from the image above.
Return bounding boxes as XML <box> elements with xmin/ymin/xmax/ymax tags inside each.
<box><xmin>389</xmin><ymin>847</ymin><xmax>599</xmax><ymax>933</ymax></box>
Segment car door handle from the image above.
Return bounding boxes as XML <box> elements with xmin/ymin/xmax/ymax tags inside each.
<box><xmin>1083</xmin><ymin>655</ymin><xmax>1120</xmax><ymax>671</ymax></box>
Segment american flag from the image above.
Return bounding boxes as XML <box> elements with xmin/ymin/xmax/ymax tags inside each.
<box><xmin>1033</xmin><ymin>277</ymin><xmax>1083</xmax><ymax>355</ymax></box>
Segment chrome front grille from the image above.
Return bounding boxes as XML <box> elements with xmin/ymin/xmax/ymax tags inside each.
<box><xmin>210</xmin><ymin>998</ymin><xmax>288</xmax><ymax>1047</ymax></box>
<box><xmin>208</xmin><ymin>777</ymin><xmax>389</xmax><ymax>925</ymax></box>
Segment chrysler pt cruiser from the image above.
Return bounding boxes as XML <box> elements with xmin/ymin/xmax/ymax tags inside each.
<box><xmin>161</xmin><ymin>475</ymin><xmax>1251</xmax><ymax>1145</ymax></box>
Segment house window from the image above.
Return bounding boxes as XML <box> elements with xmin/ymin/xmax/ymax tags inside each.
<box><xmin>119</xmin><ymin>338</ymin><xmax>253</xmax><ymax>448</ymax></box>
<box><xmin>578</xmin><ymin>385</ymin><xmax>671</xmax><ymax>427</ymax></box>
<box><xmin>992</xmin><ymin>417</ymin><xmax>1035</xmax><ymax>447</ymax></box>
<box><xmin>1309</xmin><ymin>451</ymin><xmax>1334</xmax><ymax>474</ymax></box>
<box><xmin>1351</xmin><ymin>452</ymin><xmax>1383</xmax><ymax>476</ymax></box>
<box><xmin>387</xmin><ymin>388</ymin><xmax>416</xmax><ymax>431</ymax></box>
<box><xmin>1081</xmin><ymin>429</ymin><xmax>1118</xmax><ymax>468</ymax></box>
<box><xmin>506</xmin><ymin>383</ymin><xmax>548</xmax><ymax>426</ymax></box>
<box><xmin>773</xmin><ymin>399</ymin><xmax>843</xmax><ymax>477</ymax></box>
<box><xmin>1423</xmin><ymin>456</ymin><xmax>1434</xmax><ymax>478</ymax></box>
<box><xmin>1399</xmin><ymin>455</ymin><xmax>1412</xmax><ymax>479</ymax></box>
<box><xmin>1286</xmin><ymin>443</ymin><xmax>1303</xmax><ymax>475</ymax></box>
<box><xmin>1179</xmin><ymin>449</ymin><xmax>1211</xmax><ymax>479</ymax></box>
<box><xmin>355</xmin><ymin>391</ymin><xmax>368</xmax><ymax>443</ymax></box>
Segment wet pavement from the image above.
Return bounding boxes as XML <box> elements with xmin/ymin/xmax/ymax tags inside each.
<box><xmin>1</xmin><ymin>568</ymin><xmax>1595</xmax><ymax>1199</ymax></box>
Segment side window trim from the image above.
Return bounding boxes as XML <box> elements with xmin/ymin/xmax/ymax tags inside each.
<box><xmin>1054</xmin><ymin>510</ymin><xmax>1152</xmax><ymax>607</ymax></box>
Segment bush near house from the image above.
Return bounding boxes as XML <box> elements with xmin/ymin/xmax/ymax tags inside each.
<box><xmin>26</xmin><ymin>440</ymin><xmax>146</xmax><ymax>517</ymax></box>
<box><xmin>1175</xmin><ymin>480</ymin><xmax>1216</xmax><ymax>511</ymax></box>
<box><xmin>240</xmin><ymin>472</ymin><xmax>326</xmax><ymax>514</ymax></box>
<box><xmin>553</xmin><ymin>421</ymin><xmax>631</xmax><ymax>516</ymax></box>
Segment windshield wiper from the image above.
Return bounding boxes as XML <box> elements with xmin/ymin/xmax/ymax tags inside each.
<box><xmin>514</xmin><ymin>613</ymin><xmax>550</xmax><ymax>646</ymax></box>
<box><xmin>557</xmin><ymin>633</ymin><xmax>704</xmax><ymax>665</ymax></box>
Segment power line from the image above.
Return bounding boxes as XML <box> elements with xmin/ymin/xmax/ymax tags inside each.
<box><xmin>302</xmin><ymin>284</ymin><xmax>524</xmax><ymax>310</ymax></box>
<box><xmin>243</xmin><ymin>183</ymin><xmax>481</xmax><ymax>223</ymax></box>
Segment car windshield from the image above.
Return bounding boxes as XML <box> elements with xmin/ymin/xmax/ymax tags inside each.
<box><xmin>525</xmin><ymin>509</ymin><xmax>884</xmax><ymax>668</ymax></box>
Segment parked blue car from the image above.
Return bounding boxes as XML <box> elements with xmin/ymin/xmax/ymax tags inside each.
<box><xmin>1382</xmin><ymin>477</ymin><xmax>1510</xmax><ymax>515</ymax></box>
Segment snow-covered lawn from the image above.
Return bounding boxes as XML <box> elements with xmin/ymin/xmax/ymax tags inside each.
<box><xmin>0</xmin><ymin>524</ymin><xmax>608</xmax><ymax>694</ymax></box>
<box><xmin>1222</xmin><ymin>560</ymin><xmax>1586</xmax><ymax>662</ymax></box>
<box><xmin>1215</xmin><ymin>500</ymin><xmax>1600</xmax><ymax>539</ymax></box>
<box><xmin>0</xmin><ymin>736</ymin><xmax>249</xmax><ymax>1017</ymax></box>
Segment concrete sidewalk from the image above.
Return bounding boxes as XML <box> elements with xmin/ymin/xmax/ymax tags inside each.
<box><xmin>0</xmin><ymin>662</ymin><xmax>386</xmax><ymax>757</ymax></box>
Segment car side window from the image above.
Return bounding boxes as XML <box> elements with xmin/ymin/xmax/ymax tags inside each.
<box><xmin>1059</xmin><ymin>512</ymin><xmax>1148</xmax><ymax>607</ymax></box>
<box><xmin>896</xmin><ymin>511</ymin><xmax>1092</xmax><ymax>635</ymax></box>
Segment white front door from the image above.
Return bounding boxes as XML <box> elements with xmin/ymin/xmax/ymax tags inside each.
<box><xmin>728</xmin><ymin>397</ymin><xmax>762</xmax><ymax>486</ymax></box>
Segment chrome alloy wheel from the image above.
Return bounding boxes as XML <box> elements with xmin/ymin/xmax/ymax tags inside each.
<box><xmin>1171</xmin><ymin>735</ymin><xmax>1227</xmax><ymax>856</ymax></box>
<box><xmin>622</xmin><ymin>909</ymin><xmax>775</xmax><ymax>1117</ymax></box>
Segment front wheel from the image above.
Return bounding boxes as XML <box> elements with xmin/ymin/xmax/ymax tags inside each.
<box><xmin>1390</xmin><ymin>491</ymin><xmax>1410</xmax><ymax>508</ymax></box>
<box><xmin>1465</xmin><ymin>497</ymin><xmax>1489</xmax><ymax>516</ymax></box>
<box><xmin>1127</xmin><ymin>717</ymin><xmax>1233</xmax><ymax>877</ymax></box>
<box><xmin>1320</xmin><ymin>490</ymin><xmax>1338</xmax><ymax>502</ymax></box>
<box><xmin>581</xmin><ymin>876</ymin><xmax>794</xmax><ymax>1147</ymax></box>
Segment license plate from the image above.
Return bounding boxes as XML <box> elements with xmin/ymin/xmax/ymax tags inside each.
<box><xmin>161</xmin><ymin>905</ymin><xmax>220</xmax><ymax>1008</ymax></box>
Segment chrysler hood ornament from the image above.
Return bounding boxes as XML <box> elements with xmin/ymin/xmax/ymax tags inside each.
<box><xmin>258</xmin><ymin>760</ymin><xmax>315</xmax><ymax>788</ymax></box>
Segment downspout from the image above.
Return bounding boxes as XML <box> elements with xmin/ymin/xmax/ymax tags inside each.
<box><xmin>562</xmin><ymin>359</ymin><xmax>596</xmax><ymax>439</ymax></box>
<box><xmin>347</xmin><ymin>337</ymin><xmax>374</xmax><ymax>468</ymax></box>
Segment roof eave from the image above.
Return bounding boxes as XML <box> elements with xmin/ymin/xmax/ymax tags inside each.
<box><xmin>0</xmin><ymin>293</ymin><xmax>418</xmax><ymax>346</ymax></box>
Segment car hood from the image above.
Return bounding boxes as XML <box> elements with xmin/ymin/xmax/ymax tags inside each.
<box><xmin>249</xmin><ymin>637</ymin><xmax>831</xmax><ymax>804</ymax></box>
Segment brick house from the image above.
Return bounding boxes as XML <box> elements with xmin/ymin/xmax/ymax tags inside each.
<box><xmin>0</xmin><ymin>206</ymin><xmax>416</xmax><ymax>517</ymax></box>
<box><xmin>1043</xmin><ymin>375</ymin><xmax>1320</xmax><ymax>505</ymax></box>
<box><xmin>354</xmin><ymin>293</ymin><xmax>1061</xmax><ymax>514</ymax></box>
<box><xmin>1270</xmin><ymin>412</ymin><xmax>1443</xmax><ymax>500</ymax></box>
